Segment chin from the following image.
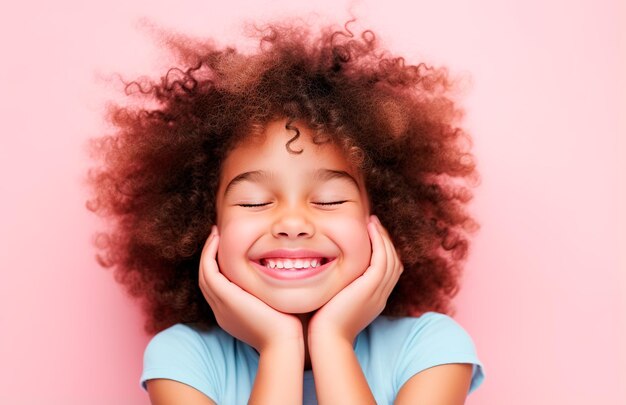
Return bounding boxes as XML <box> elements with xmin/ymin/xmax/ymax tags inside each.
<box><xmin>263</xmin><ymin>295</ymin><xmax>329</xmax><ymax>314</ymax></box>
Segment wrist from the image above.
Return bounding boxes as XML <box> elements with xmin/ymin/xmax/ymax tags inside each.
<box><xmin>260</xmin><ymin>335</ymin><xmax>305</xmax><ymax>362</ymax></box>
<box><xmin>308</xmin><ymin>318</ymin><xmax>355</xmax><ymax>345</ymax></box>
<box><xmin>258</xmin><ymin>339</ymin><xmax>305</xmax><ymax>378</ymax></box>
<box><xmin>308</xmin><ymin>329</ymin><xmax>353</xmax><ymax>358</ymax></box>
<box><xmin>253</xmin><ymin>315</ymin><xmax>305</xmax><ymax>354</ymax></box>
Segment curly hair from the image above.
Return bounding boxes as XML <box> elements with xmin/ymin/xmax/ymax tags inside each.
<box><xmin>87</xmin><ymin>20</ymin><xmax>479</xmax><ymax>335</ymax></box>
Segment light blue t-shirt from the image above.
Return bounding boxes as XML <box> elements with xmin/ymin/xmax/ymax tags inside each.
<box><xmin>141</xmin><ymin>312</ymin><xmax>485</xmax><ymax>404</ymax></box>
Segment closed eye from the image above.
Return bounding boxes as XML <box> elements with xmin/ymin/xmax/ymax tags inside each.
<box><xmin>237</xmin><ymin>202</ymin><xmax>272</xmax><ymax>207</ymax></box>
<box><xmin>313</xmin><ymin>200</ymin><xmax>348</xmax><ymax>206</ymax></box>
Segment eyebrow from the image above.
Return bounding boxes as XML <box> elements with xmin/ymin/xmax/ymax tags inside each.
<box><xmin>313</xmin><ymin>169</ymin><xmax>360</xmax><ymax>191</ymax></box>
<box><xmin>222</xmin><ymin>169</ymin><xmax>360</xmax><ymax>197</ymax></box>
<box><xmin>223</xmin><ymin>171</ymin><xmax>271</xmax><ymax>197</ymax></box>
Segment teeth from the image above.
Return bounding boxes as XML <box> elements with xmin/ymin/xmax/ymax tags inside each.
<box><xmin>262</xmin><ymin>258</ymin><xmax>325</xmax><ymax>270</ymax></box>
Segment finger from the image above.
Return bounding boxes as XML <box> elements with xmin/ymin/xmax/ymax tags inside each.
<box><xmin>373</xmin><ymin>216</ymin><xmax>402</xmax><ymax>272</ymax></box>
<box><xmin>199</xmin><ymin>233</ymin><xmax>221</xmax><ymax>301</ymax></box>
<box><xmin>371</xmin><ymin>216</ymin><xmax>394</xmax><ymax>273</ymax></box>
<box><xmin>200</xmin><ymin>246</ymin><xmax>256</xmax><ymax>308</ymax></box>
<box><xmin>371</xmin><ymin>215</ymin><xmax>392</xmax><ymax>242</ymax></box>
<box><xmin>372</xmin><ymin>217</ymin><xmax>402</xmax><ymax>296</ymax></box>
<box><xmin>372</xmin><ymin>216</ymin><xmax>402</xmax><ymax>266</ymax></box>
<box><xmin>200</xmin><ymin>234</ymin><xmax>220</xmax><ymax>275</ymax></box>
<box><xmin>364</xmin><ymin>220</ymin><xmax>387</xmax><ymax>286</ymax></box>
<box><xmin>201</xmin><ymin>225</ymin><xmax>219</xmax><ymax>256</ymax></box>
<box><xmin>376</xmin><ymin>225</ymin><xmax>397</xmax><ymax>296</ymax></box>
<box><xmin>199</xmin><ymin>232</ymin><xmax>218</xmax><ymax>287</ymax></box>
<box><xmin>340</xmin><ymin>221</ymin><xmax>385</xmax><ymax>299</ymax></box>
<box><xmin>383</xmin><ymin>239</ymin><xmax>402</xmax><ymax>293</ymax></box>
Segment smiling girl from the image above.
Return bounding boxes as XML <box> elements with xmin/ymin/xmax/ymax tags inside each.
<box><xmin>87</xmin><ymin>20</ymin><xmax>485</xmax><ymax>404</ymax></box>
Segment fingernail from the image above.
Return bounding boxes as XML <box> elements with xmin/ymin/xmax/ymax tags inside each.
<box><xmin>371</xmin><ymin>215</ymin><xmax>381</xmax><ymax>225</ymax></box>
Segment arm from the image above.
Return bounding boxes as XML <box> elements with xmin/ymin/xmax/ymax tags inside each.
<box><xmin>142</xmin><ymin>227</ymin><xmax>308</xmax><ymax>405</ymax></box>
<box><xmin>308</xmin><ymin>334</ymin><xmax>376</xmax><ymax>404</ymax></box>
<box><xmin>199</xmin><ymin>227</ymin><xmax>305</xmax><ymax>404</ymax></box>
<box><xmin>308</xmin><ymin>216</ymin><xmax>402</xmax><ymax>404</ymax></box>
<box><xmin>394</xmin><ymin>363</ymin><xmax>473</xmax><ymax>405</ymax></box>
<box><xmin>145</xmin><ymin>343</ymin><xmax>303</xmax><ymax>405</ymax></box>
<box><xmin>249</xmin><ymin>342</ymin><xmax>304</xmax><ymax>404</ymax></box>
<box><xmin>146</xmin><ymin>379</ymin><xmax>216</xmax><ymax>405</ymax></box>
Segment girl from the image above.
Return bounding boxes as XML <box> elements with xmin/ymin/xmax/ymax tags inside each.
<box><xmin>88</xmin><ymin>20</ymin><xmax>485</xmax><ymax>404</ymax></box>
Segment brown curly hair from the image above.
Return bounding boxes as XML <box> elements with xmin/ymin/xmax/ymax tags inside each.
<box><xmin>86</xmin><ymin>20</ymin><xmax>479</xmax><ymax>335</ymax></box>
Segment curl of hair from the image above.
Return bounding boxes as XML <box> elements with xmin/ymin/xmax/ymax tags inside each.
<box><xmin>87</xmin><ymin>20</ymin><xmax>479</xmax><ymax>334</ymax></box>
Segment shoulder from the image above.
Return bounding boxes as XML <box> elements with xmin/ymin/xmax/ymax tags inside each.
<box><xmin>362</xmin><ymin>312</ymin><xmax>485</xmax><ymax>395</ymax></box>
<box><xmin>140</xmin><ymin>324</ymin><xmax>239</xmax><ymax>402</ymax></box>
<box><xmin>368</xmin><ymin>312</ymin><xmax>479</xmax><ymax>356</ymax></box>
<box><xmin>143</xmin><ymin>323</ymin><xmax>234</xmax><ymax>359</ymax></box>
<box><xmin>142</xmin><ymin>324</ymin><xmax>235</xmax><ymax>374</ymax></box>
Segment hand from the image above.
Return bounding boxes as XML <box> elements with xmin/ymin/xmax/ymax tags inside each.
<box><xmin>198</xmin><ymin>226</ymin><xmax>304</xmax><ymax>354</ymax></box>
<box><xmin>308</xmin><ymin>215</ymin><xmax>403</xmax><ymax>345</ymax></box>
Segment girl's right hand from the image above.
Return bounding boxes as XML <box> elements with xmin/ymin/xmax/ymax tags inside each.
<box><xmin>198</xmin><ymin>226</ymin><xmax>304</xmax><ymax>355</ymax></box>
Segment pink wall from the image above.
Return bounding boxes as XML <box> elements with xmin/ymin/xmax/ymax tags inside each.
<box><xmin>1</xmin><ymin>0</ymin><xmax>623</xmax><ymax>403</ymax></box>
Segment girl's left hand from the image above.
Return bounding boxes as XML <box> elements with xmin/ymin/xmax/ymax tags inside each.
<box><xmin>308</xmin><ymin>215</ymin><xmax>403</xmax><ymax>345</ymax></box>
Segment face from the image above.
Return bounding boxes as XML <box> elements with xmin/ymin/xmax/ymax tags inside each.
<box><xmin>215</xmin><ymin>119</ymin><xmax>372</xmax><ymax>314</ymax></box>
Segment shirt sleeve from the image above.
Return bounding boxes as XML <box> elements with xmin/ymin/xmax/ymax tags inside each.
<box><xmin>394</xmin><ymin>313</ymin><xmax>485</xmax><ymax>395</ymax></box>
<box><xmin>140</xmin><ymin>324</ymin><xmax>223</xmax><ymax>402</ymax></box>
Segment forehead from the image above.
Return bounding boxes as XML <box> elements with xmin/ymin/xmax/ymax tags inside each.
<box><xmin>219</xmin><ymin>120</ymin><xmax>359</xmax><ymax>183</ymax></box>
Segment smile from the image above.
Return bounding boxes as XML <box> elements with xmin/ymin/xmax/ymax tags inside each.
<box><xmin>259</xmin><ymin>257</ymin><xmax>330</xmax><ymax>270</ymax></box>
<box><xmin>250</xmin><ymin>250</ymin><xmax>337</xmax><ymax>280</ymax></box>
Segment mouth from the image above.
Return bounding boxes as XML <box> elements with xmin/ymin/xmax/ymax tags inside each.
<box><xmin>250</xmin><ymin>249</ymin><xmax>337</xmax><ymax>281</ymax></box>
<box><xmin>258</xmin><ymin>257</ymin><xmax>332</xmax><ymax>270</ymax></box>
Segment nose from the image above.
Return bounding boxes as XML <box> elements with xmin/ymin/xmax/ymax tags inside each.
<box><xmin>271</xmin><ymin>209</ymin><xmax>315</xmax><ymax>239</ymax></box>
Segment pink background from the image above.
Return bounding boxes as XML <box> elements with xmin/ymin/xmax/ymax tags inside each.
<box><xmin>1</xmin><ymin>0</ymin><xmax>624</xmax><ymax>403</ymax></box>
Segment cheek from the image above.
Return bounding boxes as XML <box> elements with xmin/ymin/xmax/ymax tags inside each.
<box><xmin>216</xmin><ymin>215</ymin><xmax>262</xmax><ymax>275</ymax></box>
<box><xmin>332</xmin><ymin>216</ymin><xmax>371</xmax><ymax>270</ymax></box>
